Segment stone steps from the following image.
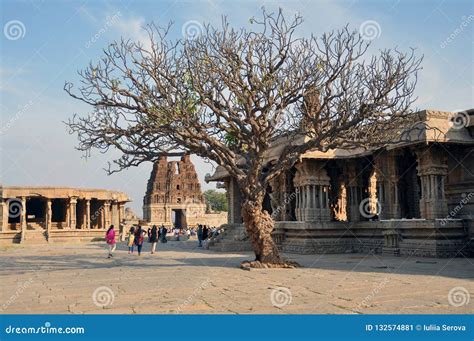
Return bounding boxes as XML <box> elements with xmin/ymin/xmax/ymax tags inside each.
<box><xmin>22</xmin><ymin>230</ymin><xmax>48</xmax><ymax>244</ymax></box>
<box><xmin>207</xmin><ymin>224</ymin><xmax>253</xmax><ymax>252</ymax></box>
<box><xmin>27</xmin><ymin>222</ymin><xmax>45</xmax><ymax>230</ymax></box>
<box><xmin>208</xmin><ymin>240</ymin><xmax>253</xmax><ymax>252</ymax></box>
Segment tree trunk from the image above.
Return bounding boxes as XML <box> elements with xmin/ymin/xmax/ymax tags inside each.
<box><xmin>241</xmin><ymin>198</ymin><xmax>282</xmax><ymax>264</ymax></box>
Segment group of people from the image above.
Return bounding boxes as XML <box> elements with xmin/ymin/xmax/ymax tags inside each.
<box><xmin>104</xmin><ymin>223</ymin><xmax>222</xmax><ymax>258</ymax></box>
<box><xmin>104</xmin><ymin>224</ymin><xmax>169</xmax><ymax>258</ymax></box>
<box><xmin>128</xmin><ymin>225</ymin><xmax>169</xmax><ymax>256</ymax></box>
<box><xmin>196</xmin><ymin>224</ymin><xmax>221</xmax><ymax>247</ymax></box>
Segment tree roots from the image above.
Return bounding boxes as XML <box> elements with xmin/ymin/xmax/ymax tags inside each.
<box><xmin>240</xmin><ymin>260</ymin><xmax>301</xmax><ymax>270</ymax></box>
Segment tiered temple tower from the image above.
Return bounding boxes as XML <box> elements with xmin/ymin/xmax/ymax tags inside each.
<box><xmin>143</xmin><ymin>154</ymin><xmax>206</xmax><ymax>227</ymax></box>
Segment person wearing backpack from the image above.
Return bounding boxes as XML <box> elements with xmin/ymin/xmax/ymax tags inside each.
<box><xmin>105</xmin><ymin>225</ymin><xmax>116</xmax><ymax>259</ymax></box>
<box><xmin>134</xmin><ymin>225</ymin><xmax>145</xmax><ymax>256</ymax></box>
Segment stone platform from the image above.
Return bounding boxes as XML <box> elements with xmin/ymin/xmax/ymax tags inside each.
<box><xmin>0</xmin><ymin>241</ymin><xmax>472</xmax><ymax>314</ymax></box>
<box><xmin>209</xmin><ymin>220</ymin><xmax>473</xmax><ymax>258</ymax></box>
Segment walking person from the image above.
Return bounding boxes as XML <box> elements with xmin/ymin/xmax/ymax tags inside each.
<box><xmin>150</xmin><ymin>225</ymin><xmax>158</xmax><ymax>254</ymax></box>
<box><xmin>105</xmin><ymin>224</ymin><xmax>116</xmax><ymax>258</ymax></box>
<box><xmin>202</xmin><ymin>225</ymin><xmax>209</xmax><ymax>248</ymax></box>
<box><xmin>197</xmin><ymin>224</ymin><xmax>203</xmax><ymax>247</ymax></box>
<box><xmin>162</xmin><ymin>226</ymin><xmax>168</xmax><ymax>243</ymax></box>
<box><xmin>127</xmin><ymin>226</ymin><xmax>135</xmax><ymax>254</ymax></box>
<box><xmin>134</xmin><ymin>225</ymin><xmax>145</xmax><ymax>256</ymax></box>
<box><xmin>174</xmin><ymin>225</ymin><xmax>180</xmax><ymax>241</ymax></box>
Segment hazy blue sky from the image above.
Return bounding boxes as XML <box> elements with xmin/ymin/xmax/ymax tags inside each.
<box><xmin>1</xmin><ymin>0</ymin><xmax>472</xmax><ymax>215</ymax></box>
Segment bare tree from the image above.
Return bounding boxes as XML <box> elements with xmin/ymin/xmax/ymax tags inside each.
<box><xmin>65</xmin><ymin>8</ymin><xmax>422</xmax><ymax>267</ymax></box>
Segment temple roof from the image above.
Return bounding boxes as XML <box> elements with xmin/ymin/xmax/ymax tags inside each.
<box><xmin>1</xmin><ymin>186</ymin><xmax>130</xmax><ymax>201</ymax></box>
<box><xmin>143</xmin><ymin>153</ymin><xmax>204</xmax><ymax>205</ymax></box>
<box><xmin>206</xmin><ymin>109</ymin><xmax>474</xmax><ymax>182</ymax></box>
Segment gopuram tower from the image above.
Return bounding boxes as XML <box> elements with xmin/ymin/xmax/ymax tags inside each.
<box><xmin>143</xmin><ymin>153</ymin><xmax>206</xmax><ymax>228</ymax></box>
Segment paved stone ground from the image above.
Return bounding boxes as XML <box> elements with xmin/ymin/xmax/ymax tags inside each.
<box><xmin>0</xmin><ymin>240</ymin><xmax>472</xmax><ymax>314</ymax></box>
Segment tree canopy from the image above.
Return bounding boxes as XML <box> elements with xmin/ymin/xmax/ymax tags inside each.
<box><xmin>204</xmin><ymin>189</ymin><xmax>228</xmax><ymax>212</ymax></box>
<box><xmin>65</xmin><ymin>8</ymin><xmax>422</xmax><ymax>265</ymax></box>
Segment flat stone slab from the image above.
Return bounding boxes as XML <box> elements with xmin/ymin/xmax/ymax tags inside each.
<box><xmin>0</xmin><ymin>241</ymin><xmax>472</xmax><ymax>314</ymax></box>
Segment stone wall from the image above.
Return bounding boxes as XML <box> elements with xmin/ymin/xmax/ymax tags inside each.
<box><xmin>188</xmin><ymin>212</ymin><xmax>228</xmax><ymax>228</ymax></box>
<box><xmin>225</xmin><ymin>178</ymin><xmax>242</xmax><ymax>224</ymax></box>
<box><xmin>0</xmin><ymin>231</ymin><xmax>21</xmax><ymax>245</ymax></box>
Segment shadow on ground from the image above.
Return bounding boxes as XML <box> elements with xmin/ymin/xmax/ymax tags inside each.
<box><xmin>0</xmin><ymin>241</ymin><xmax>472</xmax><ymax>280</ymax></box>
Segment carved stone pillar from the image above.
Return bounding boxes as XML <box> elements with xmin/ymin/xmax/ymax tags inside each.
<box><xmin>121</xmin><ymin>203</ymin><xmax>125</xmax><ymax>221</ymax></box>
<box><xmin>46</xmin><ymin>199</ymin><xmax>52</xmax><ymax>238</ymax></box>
<box><xmin>333</xmin><ymin>175</ymin><xmax>348</xmax><ymax>221</ymax></box>
<box><xmin>104</xmin><ymin>201</ymin><xmax>111</xmax><ymax>228</ymax></box>
<box><xmin>305</xmin><ymin>185</ymin><xmax>312</xmax><ymax>220</ymax></box>
<box><xmin>0</xmin><ymin>198</ymin><xmax>7</xmax><ymax>232</ymax></box>
<box><xmin>20</xmin><ymin>196</ymin><xmax>26</xmax><ymax>242</ymax></box>
<box><xmin>295</xmin><ymin>187</ymin><xmax>300</xmax><ymax>221</ymax></box>
<box><xmin>116</xmin><ymin>202</ymin><xmax>122</xmax><ymax>238</ymax></box>
<box><xmin>345</xmin><ymin>162</ymin><xmax>362</xmax><ymax>222</ymax></box>
<box><xmin>294</xmin><ymin>160</ymin><xmax>331</xmax><ymax>222</ymax></box>
<box><xmin>302</xmin><ymin>186</ymin><xmax>308</xmax><ymax>220</ymax></box>
<box><xmin>110</xmin><ymin>202</ymin><xmax>116</xmax><ymax>227</ymax></box>
<box><xmin>374</xmin><ymin>151</ymin><xmax>400</xmax><ymax>219</ymax></box>
<box><xmin>65</xmin><ymin>201</ymin><xmax>70</xmax><ymax>229</ymax></box>
<box><xmin>297</xmin><ymin>185</ymin><xmax>305</xmax><ymax>221</ymax></box>
<box><xmin>69</xmin><ymin>197</ymin><xmax>77</xmax><ymax>229</ymax></box>
<box><xmin>298</xmin><ymin>186</ymin><xmax>303</xmax><ymax>220</ymax></box>
<box><xmin>117</xmin><ymin>202</ymin><xmax>122</xmax><ymax>226</ymax></box>
<box><xmin>234</xmin><ymin>180</ymin><xmax>243</xmax><ymax>224</ymax></box>
<box><xmin>85</xmin><ymin>200</ymin><xmax>91</xmax><ymax>229</ymax></box>
<box><xmin>321</xmin><ymin>185</ymin><xmax>330</xmax><ymax>221</ymax></box>
<box><xmin>415</xmin><ymin>146</ymin><xmax>448</xmax><ymax>219</ymax></box>
<box><xmin>99</xmin><ymin>201</ymin><xmax>105</xmax><ymax>229</ymax></box>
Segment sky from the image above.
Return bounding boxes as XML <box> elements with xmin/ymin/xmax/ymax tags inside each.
<box><xmin>1</xmin><ymin>0</ymin><xmax>473</xmax><ymax>215</ymax></box>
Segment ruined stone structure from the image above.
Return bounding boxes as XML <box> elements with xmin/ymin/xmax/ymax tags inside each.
<box><xmin>207</xmin><ymin>109</ymin><xmax>474</xmax><ymax>257</ymax></box>
<box><xmin>0</xmin><ymin>186</ymin><xmax>129</xmax><ymax>244</ymax></box>
<box><xmin>143</xmin><ymin>154</ymin><xmax>227</xmax><ymax>228</ymax></box>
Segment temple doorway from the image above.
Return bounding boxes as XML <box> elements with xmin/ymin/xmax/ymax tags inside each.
<box><xmin>89</xmin><ymin>199</ymin><xmax>102</xmax><ymax>229</ymax></box>
<box><xmin>397</xmin><ymin>149</ymin><xmax>421</xmax><ymax>218</ymax></box>
<box><xmin>26</xmin><ymin>197</ymin><xmax>46</xmax><ymax>228</ymax></box>
<box><xmin>172</xmin><ymin>209</ymin><xmax>186</xmax><ymax>229</ymax></box>
<box><xmin>76</xmin><ymin>200</ymin><xmax>86</xmax><ymax>229</ymax></box>
<box><xmin>51</xmin><ymin>199</ymin><xmax>67</xmax><ymax>228</ymax></box>
<box><xmin>7</xmin><ymin>199</ymin><xmax>21</xmax><ymax>225</ymax></box>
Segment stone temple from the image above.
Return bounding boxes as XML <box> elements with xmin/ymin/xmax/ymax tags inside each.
<box><xmin>207</xmin><ymin>109</ymin><xmax>474</xmax><ymax>258</ymax></box>
<box><xmin>143</xmin><ymin>153</ymin><xmax>227</xmax><ymax>228</ymax></box>
<box><xmin>0</xmin><ymin>186</ymin><xmax>129</xmax><ymax>245</ymax></box>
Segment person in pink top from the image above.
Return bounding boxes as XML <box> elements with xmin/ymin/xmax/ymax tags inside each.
<box><xmin>105</xmin><ymin>225</ymin><xmax>116</xmax><ymax>259</ymax></box>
